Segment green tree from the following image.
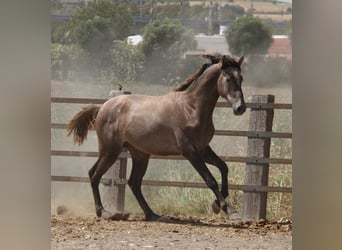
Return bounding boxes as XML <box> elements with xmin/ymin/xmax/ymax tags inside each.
<box><xmin>140</xmin><ymin>18</ymin><xmax>196</xmax><ymax>84</ymax></box>
<box><xmin>53</xmin><ymin>0</ymin><xmax>133</xmax><ymax>72</ymax></box>
<box><xmin>225</xmin><ymin>14</ymin><xmax>273</xmax><ymax>56</ymax></box>
<box><xmin>51</xmin><ymin>43</ymin><xmax>90</xmax><ymax>80</ymax></box>
<box><xmin>100</xmin><ymin>41</ymin><xmax>145</xmax><ymax>85</ymax></box>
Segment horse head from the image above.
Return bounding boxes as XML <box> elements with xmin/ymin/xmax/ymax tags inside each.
<box><xmin>217</xmin><ymin>55</ymin><xmax>246</xmax><ymax>116</ymax></box>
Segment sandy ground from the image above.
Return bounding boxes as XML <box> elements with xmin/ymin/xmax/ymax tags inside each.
<box><xmin>51</xmin><ymin>215</ymin><xmax>292</xmax><ymax>250</ymax></box>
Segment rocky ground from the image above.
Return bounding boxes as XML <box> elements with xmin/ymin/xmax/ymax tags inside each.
<box><xmin>51</xmin><ymin>214</ymin><xmax>292</xmax><ymax>250</ymax></box>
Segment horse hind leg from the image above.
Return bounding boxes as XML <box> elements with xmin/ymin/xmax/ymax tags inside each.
<box><xmin>89</xmin><ymin>148</ymin><xmax>121</xmax><ymax>218</ymax></box>
<box><xmin>127</xmin><ymin>148</ymin><xmax>168</xmax><ymax>222</ymax></box>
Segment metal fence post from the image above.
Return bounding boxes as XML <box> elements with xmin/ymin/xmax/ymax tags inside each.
<box><xmin>243</xmin><ymin>94</ymin><xmax>275</xmax><ymax>221</ymax></box>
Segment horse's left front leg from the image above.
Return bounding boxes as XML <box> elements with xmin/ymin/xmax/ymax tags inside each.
<box><xmin>201</xmin><ymin>146</ymin><xmax>229</xmax><ymax>199</ymax></box>
<box><xmin>175</xmin><ymin>132</ymin><xmax>228</xmax><ymax>214</ymax></box>
<box><xmin>201</xmin><ymin>146</ymin><xmax>240</xmax><ymax>219</ymax></box>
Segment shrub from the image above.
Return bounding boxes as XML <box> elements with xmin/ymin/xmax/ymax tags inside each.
<box><xmin>141</xmin><ymin>18</ymin><xmax>197</xmax><ymax>84</ymax></box>
<box><xmin>99</xmin><ymin>41</ymin><xmax>145</xmax><ymax>85</ymax></box>
<box><xmin>245</xmin><ymin>56</ymin><xmax>292</xmax><ymax>87</ymax></box>
<box><xmin>226</xmin><ymin>14</ymin><xmax>273</xmax><ymax>56</ymax></box>
<box><xmin>51</xmin><ymin>43</ymin><xmax>90</xmax><ymax>80</ymax></box>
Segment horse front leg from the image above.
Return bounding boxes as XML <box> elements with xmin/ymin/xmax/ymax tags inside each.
<box><xmin>175</xmin><ymin>132</ymin><xmax>229</xmax><ymax>215</ymax></box>
<box><xmin>201</xmin><ymin>146</ymin><xmax>240</xmax><ymax>219</ymax></box>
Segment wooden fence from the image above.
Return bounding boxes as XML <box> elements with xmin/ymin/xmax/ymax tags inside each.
<box><xmin>51</xmin><ymin>95</ymin><xmax>292</xmax><ymax>221</ymax></box>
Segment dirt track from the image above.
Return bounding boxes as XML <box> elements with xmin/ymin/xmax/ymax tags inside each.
<box><xmin>51</xmin><ymin>215</ymin><xmax>292</xmax><ymax>249</ymax></box>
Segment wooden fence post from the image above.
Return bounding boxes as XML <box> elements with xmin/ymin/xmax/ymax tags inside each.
<box><xmin>102</xmin><ymin>149</ymin><xmax>128</xmax><ymax>213</ymax></box>
<box><xmin>102</xmin><ymin>89</ymin><xmax>130</xmax><ymax>213</ymax></box>
<box><xmin>242</xmin><ymin>94</ymin><xmax>274</xmax><ymax>221</ymax></box>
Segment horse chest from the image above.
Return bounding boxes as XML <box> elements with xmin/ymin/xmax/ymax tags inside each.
<box><xmin>185</xmin><ymin>122</ymin><xmax>215</xmax><ymax>150</ymax></box>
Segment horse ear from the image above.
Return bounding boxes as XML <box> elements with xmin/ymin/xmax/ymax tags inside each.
<box><xmin>219</xmin><ymin>55</ymin><xmax>228</xmax><ymax>69</ymax></box>
<box><xmin>238</xmin><ymin>56</ymin><xmax>244</xmax><ymax>66</ymax></box>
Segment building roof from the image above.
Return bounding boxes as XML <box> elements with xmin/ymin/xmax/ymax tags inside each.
<box><xmin>195</xmin><ymin>35</ymin><xmax>229</xmax><ymax>55</ymax></box>
<box><xmin>268</xmin><ymin>36</ymin><xmax>292</xmax><ymax>56</ymax></box>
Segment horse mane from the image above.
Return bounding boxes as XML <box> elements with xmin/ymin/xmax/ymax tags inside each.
<box><xmin>172</xmin><ymin>63</ymin><xmax>210</xmax><ymax>91</ymax></box>
<box><xmin>172</xmin><ymin>54</ymin><xmax>242</xmax><ymax>92</ymax></box>
<box><xmin>172</xmin><ymin>53</ymin><xmax>223</xmax><ymax>92</ymax></box>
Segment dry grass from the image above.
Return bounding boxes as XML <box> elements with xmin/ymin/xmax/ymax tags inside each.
<box><xmin>233</xmin><ymin>0</ymin><xmax>291</xmax><ymax>13</ymax></box>
<box><xmin>189</xmin><ymin>0</ymin><xmax>292</xmax><ymax>21</ymax></box>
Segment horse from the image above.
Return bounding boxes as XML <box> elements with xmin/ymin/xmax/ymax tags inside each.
<box><xmin>67</xmin><ymin>54</ymin><xmax>246</xmax><ymax>221</ymax></box>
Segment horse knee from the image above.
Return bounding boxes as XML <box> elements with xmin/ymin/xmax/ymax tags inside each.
<box><xmin>219</xmin><ymin>162</ymin><xmax>228</xmax><ymax>175</ymax></box>
<box><xmin>128</xmin><ymin>179</ymin><xmax>133</xmax><ymax>189</ymax></box>
<box><xmin>207</xmin><ymin>179</ymin><xmax>219</xmax><ymax>191</ymax></box>
<box><xmin>128</xmin><ymin>179</ymin><xmax>140</xmax><ymax>192</ymax></box>
<box><xmin>88</xmin><ymin>168</ymin><xmax>95</xmax><ymax>179</ymax></box>
<box><xmin>89</xmin><ymin>175</ymin><xmax>101</xmax><ymax>189</ymax></box>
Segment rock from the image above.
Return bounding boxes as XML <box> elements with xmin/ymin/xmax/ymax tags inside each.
<box><xmin>56</xmin><ymin>205</ymin><xmax>68</xmax><ymax>215</ymax></box>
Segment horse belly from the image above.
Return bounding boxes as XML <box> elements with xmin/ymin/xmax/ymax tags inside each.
<box><xmin>125</xmin><ymin>124</ymin><xmax>180</xmax><ymax>156</ymax></box>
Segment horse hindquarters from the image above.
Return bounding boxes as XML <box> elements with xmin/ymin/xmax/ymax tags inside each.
<box><xmin>67</xmin><ymin>103</ymin><xmax>125</xmax><ymax>218</ymax></box>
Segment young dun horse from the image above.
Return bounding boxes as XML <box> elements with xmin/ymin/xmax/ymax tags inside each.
<box><xmin>67</xmin><ymin>55</ymin><xmax>246</xmax><ymax>221</ymax></box>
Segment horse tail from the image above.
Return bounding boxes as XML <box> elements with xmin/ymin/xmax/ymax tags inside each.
<box><xmin>66</xmin><ymin>105</ymin><xmax>100</xmax><ymax>146</ymax></box>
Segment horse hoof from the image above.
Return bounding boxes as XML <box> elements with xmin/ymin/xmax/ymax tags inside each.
<box><xmin>109</xmin><ymin>212</ymin><xmax>130</xmax><ymax>221</ymax></box>
<box><xmin>146</xmin><ymin>214</ymin><xmax>171</xmax><ymax>222</ymax></box>
<box><xmin>100</xmin><ymin>209</ymin><xmax>113</xmax><ymax>219</ymax></box>
<box><xmin>228</xmin><ymin>211</ymin><xmax>241</xmax><ymax>222</ymax></box>
<box><xmin>211</xmin><ymin>200</ymin><xmax>221</xmax><ymax>214</ymax></box>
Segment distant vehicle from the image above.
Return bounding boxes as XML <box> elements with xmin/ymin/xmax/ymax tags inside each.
<box><xmin>127</xmin><ymin>35</ymin><xmax>143</xmax><ymax>45</ymax></box>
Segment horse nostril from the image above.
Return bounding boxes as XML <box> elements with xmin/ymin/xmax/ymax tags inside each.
<box><xmin>235</xmin><ymin>105</ymin><xmax>246</xmax><ymax>115</ymax></box>
<box><xmin>236</xmin><ymin>106</ymin><xmax>243</xmax><ymax>114</ymax></box>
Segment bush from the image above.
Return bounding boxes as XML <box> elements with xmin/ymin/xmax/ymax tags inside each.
<box><xmin>99</xmin><ymin>41</ymin><xmax>145</xmax><ymax>85</ymax></box>
<box><xmin>244</xmin><ymin>56</ymin><xmax>292</xmax><ymax>87</ymax></box>
<box><xmin>226</xmin><ymin>14</ymin><xmax>273</xmax><ymax>56</ymax></box>
<box><xmin>141</xmin><ymin>18</ymin><xmax>197</xmax><ymax>84</ymax></box>
<box><xmin>52</xmin><ymin>1</ymin><xmax>133</xmax><ymax>75</ymax></box>
<box><xmin>51</xmin><ymin>43</ymin><xmax>90</xmax><ymax>80</ymax></box>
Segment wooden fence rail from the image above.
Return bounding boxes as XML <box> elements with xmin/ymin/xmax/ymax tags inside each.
<box><xmin>51</xmin><ymin>95</ymin><xmax>292</xmax><ymax>221</ymax></box>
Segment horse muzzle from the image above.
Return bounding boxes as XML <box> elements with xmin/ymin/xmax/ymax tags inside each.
<box><xmin>227</xmin><ymin>92</ymin><xmax>246</xmax><ymax>116</ymax></box>
<box><xmin>233</xmin><ymin>102</ymin><xmax>246</xmax><ymax>115</ymax></box>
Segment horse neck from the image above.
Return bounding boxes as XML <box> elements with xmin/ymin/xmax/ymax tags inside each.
<box><xmin>183</xmin><ymin>66</ymin><xmax>221</xmax><ymax>119</ymax></box>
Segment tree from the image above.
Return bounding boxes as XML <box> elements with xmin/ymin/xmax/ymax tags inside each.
<box><xmin>53</xmin><ymin>0</ymin><xmax>133</xmax><ymax>72</ymax></box>
<box><xmin>101</xmin><ymin>41</ymin><xmax>145</xmax><ymax>85</ymax></box>
<box><xmin>51</xmin><ymin>43</ymin><xmax>91</xmax><ymax>80</ymax></box>
<box><xmin>140</xmin><ymin>18</ymin><xmax>197</xmax><ymax>84</ymax></box>
<box><xmin>225</xmin><ymin>14</ymin><xmax>273</xmax><ymax>56</ymax></box>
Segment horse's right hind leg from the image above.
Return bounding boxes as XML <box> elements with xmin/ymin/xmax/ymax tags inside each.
<box><xmin>89</xmin><ymin>151</ymin><xmax>120</xmax><ymax>218</ymax></box>
<box><xmin>127</xmin><ymin>148</ymin><xmax>167</xmax><ymax>222</ymax></box>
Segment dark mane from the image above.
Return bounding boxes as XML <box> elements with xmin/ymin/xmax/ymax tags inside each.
<box><xmin>172</xmin><ymin>63</ymin><xmax>210</xmax><ymax>92</ymax></box>
<box><xmin>172</xmin><ymin>53</ymin><xmax>223</xmax><ymax>92</ymax></box>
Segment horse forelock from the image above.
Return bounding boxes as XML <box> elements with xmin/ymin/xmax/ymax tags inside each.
<box><xmin>221</xmin><ymin>57</ymin><xmax>241</xmax><ymax>71</ymax></box>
